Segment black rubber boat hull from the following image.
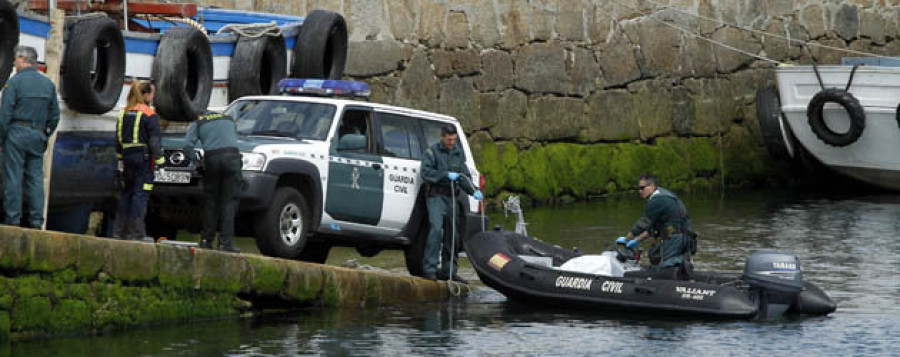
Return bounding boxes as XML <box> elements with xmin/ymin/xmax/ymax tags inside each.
<box><xmin>464</xmin><ymin>230</ymin><xmax>836</xmax><ymax>319</ymax></box>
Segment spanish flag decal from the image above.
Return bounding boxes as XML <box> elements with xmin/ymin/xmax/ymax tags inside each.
<box><xmin>488</xmin><ymin>253</ymin><xmax>511</xmax><ymax>271</ymax></box>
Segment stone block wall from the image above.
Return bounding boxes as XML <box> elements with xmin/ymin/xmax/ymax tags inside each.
<box><xmin>203</xmin><ymin>0</ymin><xmax>900</xmax><ymax>203</ymax></box>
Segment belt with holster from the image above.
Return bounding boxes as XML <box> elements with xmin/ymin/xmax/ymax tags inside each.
<box><xmin>425</xmin><ymin>184</ymin><xmax>453</xmax><ymax>197</ymax></box>
<box><xmin>205</xmin><ymin>147</ymin><xmax>239</xmax><ymax>158</ymax></box>
<box><xmin>10</xmin><ymin>119</ymin><xmax>45</xmax><ymax>131</ymax></box>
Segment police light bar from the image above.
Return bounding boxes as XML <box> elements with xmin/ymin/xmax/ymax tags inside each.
<box><xmin>277</xmin><ymin>79</ymin><xmax>371</xmax><ymax>98</ymax></box>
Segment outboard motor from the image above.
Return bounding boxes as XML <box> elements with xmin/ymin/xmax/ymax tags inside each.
<box><xmin>743</xmin><ymin>250</ymin><xmax>804</xmax><ymax>319</ymax></box>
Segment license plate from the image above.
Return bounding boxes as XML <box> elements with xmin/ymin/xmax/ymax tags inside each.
<box><xmin>154</xmin><ymin>170</ymin><xmax>191</xmax><ymax>184</ymax></box>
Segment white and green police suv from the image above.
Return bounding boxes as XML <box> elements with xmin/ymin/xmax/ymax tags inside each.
<box><xmin>152</xmin><ymin>79</ymin><xmax>486</xmax><ymax>275</ymax></box>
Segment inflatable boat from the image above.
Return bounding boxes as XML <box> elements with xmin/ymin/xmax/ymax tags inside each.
<box><xmin>465</xmin><ymin>230</ymin><xmax>837</xmax><ymax>320</ymax></box>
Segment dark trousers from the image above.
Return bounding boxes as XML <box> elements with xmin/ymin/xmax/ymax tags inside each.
<box><xmin>424</xmin><ymin>194</ymin><xmax>461</xmax><ymax>276</ymax></box>
<box><xmin>2</xmin><ymin>125</ymin><xmax>48</xmax><ymax>228</ymax></box>
<box><xmin>201</xmin><ymin>152</ymin><xmax>242</xmax><ymax>246</ymax></box>
<box><xmin>115</xmin><ymin>151</ymin><xmax>152</xmax><ymax>239</ymax></box>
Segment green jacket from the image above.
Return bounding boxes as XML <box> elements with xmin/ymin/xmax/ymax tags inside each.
<box><xmin>630</xmin><ymin>188</ymin><xmax>692</xmax><ymax>238</ymax></box>
<box><xmin>421</xmin><ymin>141</ymin><xmax>475</xmax><ymax>194</ymax></box>
<box><xmin>183</xmin><ymin>113</ymin><xmax>239</xmax><ymax>162</ymax></box>
<box><xmin>0</xmin><ymin>67</ymin><xmax>60</xmax><ymax>140</ymax></box>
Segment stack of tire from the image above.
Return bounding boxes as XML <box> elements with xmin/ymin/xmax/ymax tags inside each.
<box><xmin>56</xmin><ymin>9</ymin><xmax>346</xmax><ymax>120</ymax></box>
<box><xmin>0</xmin><ymin>0</ymin><xmax>17</xmax><ymax>89</ymax></box>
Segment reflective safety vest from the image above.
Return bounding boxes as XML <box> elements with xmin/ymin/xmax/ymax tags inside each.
<box><xmin>117</xmin><ymin>103</ymin><xmax>157</xmax><ymax>150</ymax></box>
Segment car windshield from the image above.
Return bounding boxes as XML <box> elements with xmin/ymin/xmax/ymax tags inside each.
<box><xmin>225</xmin><ymin>100</ymin><xmax>337</xmax><ymax>140</ymax></box>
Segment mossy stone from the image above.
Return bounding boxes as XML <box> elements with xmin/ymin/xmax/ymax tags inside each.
<box><xmin>26</xmin><ymin>231</ymin><xmax>78</xmax><ymax>273</ymax></box>
<box><xmin>0</xmin><ymin>227</ymin><xmax>29</xmax><ymax>269</ymax></box>
<box><xmin>194</xmin><ymin>250</ymin><xmax>244</xmax><ymax>294</ymax></box>
<box><xmin>157</xmin><ymin>244</ymin><xmax>195</xmax><ymax>289</ymax></box>
<box><xmin>283</xmin><ymin>263</ymin><xmax>324</xmax><ymax>303</ymax></box>
<box><xmin>106</xmin><ymin>241</ymin><xmax>158</xmax><ymax>283</ymax></box>
<box><xmin>246</xmin><ymin>256</ymin><xmax>287</xmax><ymax>296</ymax></box>
<box><xmin>77</xmin><ymin>236</ymin><xmax>110</xmax><ymax>279</ymax></box>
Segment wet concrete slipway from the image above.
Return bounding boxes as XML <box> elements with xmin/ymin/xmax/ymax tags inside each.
<box><xmin>2</xmin><ymin>188</ymin><xmax>899</xmax><ymax>356</ymax></box>
<box><xmin>0</xmin><ymin>224</ymin><xmax>467</xmax><ymax>344</ymax></box>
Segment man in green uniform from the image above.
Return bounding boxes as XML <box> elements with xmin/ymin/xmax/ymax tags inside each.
<box><xmin>0</xmin><ymin>46</ymin><xmax>60</xmax><ymax>228</ymax></box>
<box><xmin>183</xmin><ymin>111</ymin><xmax>242</xmax><ymax>252</ymax></box>
<box><xmin>619</xmin><ymin>173</ymin><xmax>695</xmax><ymax>280</ymax></box>
<box><xmin>421</xmin><ymin>124</ymin><xmax>483</xmax><ymax>282</ymax></box>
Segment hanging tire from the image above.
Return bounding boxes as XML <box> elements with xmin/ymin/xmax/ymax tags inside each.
<box><xmin>254</xmin><ymin>186</ymin><xmax>310</xmax><ymax>259</ymax></box>
<box><xmin>290</xmin><ymin>10</ymin><xmax>348</xmax><ymax>79</ymax></box>
<box><xmin>756</xmin><ymin>85</ymin><xmax>795</xmax><ymax>161</ymax></box>
<box><xmin>228</xmin><ymin>35</ymin><xmax>287</xmax><ymax>102</ymax></box>
<box><xmin>152</xmin><ymin>27</ymin><xmax>212</xmax><ymax>121</ymax></box>
<box><xmin>806</xmin><ymin>88</ymin><xmax>865</xmax><ymax>147</ymax></box>
<box><xmin>61</xmin><ymin>16</ymin><xmax>125</xmax><ymax>114</ymax></box>
<box><xmin>404</xmin><ymin>218</ymin><xmax>428</xmax><ymax>277</ymax></box>
<box><xmin>0</xmin><ymin>0</ymin><xmax>18</xmax><ymax>89</ymax></box>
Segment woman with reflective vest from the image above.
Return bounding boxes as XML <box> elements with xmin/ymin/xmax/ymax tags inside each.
<box><xmin>114</xmin><ymin>81</ymin><xmax>164</xmax><ymax>241</ymax></box>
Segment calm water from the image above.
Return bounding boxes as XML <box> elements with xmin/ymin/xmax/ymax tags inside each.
<box><xmin>6</xmin><ymin>189</ymin><xmax>899</xmax><ymax>356</ymax></box>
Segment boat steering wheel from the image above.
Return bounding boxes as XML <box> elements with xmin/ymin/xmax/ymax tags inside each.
<box><xmin>614</xmin><ymin>243</ymin><xmax>638</xmax><ymax>262</ymax></box>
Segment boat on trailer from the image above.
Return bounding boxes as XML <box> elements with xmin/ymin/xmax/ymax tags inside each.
<box><xmin>465</xmin><ymin>229</ymin><xmax>836</xmax><ymax>320</ymax></box>
<box><xmin>0</xmin><ymin>0</ymin><xmax>347</xmax><ymax>232</ymax></box>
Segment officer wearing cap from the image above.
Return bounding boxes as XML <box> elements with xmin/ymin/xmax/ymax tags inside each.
<box><xmin>1</xmin><ymin>46</ymin><xmax>60</xmax><ymax>228</ymax></box>
<box><xmin>183</xmin><ymin>110</ymin><xmax>242</xmax><ymax>252</ymax></box>
<box><xmin>421</xmin><ymin>124</ymin><xmax>483</xmax><ymax>282</ymax></box>
<box><xmin>114</xmin><ymin>81</ymin><xmax>163</xmax><ymax>242</ymax></box>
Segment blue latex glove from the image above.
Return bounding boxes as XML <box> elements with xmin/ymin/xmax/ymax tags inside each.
<box><xmin>626</xmin><ymin>239</ymin><xmax>640</xmax><ymax>250</ymax></box>
<box><xmin>447</xmin><ymin>172</ymin><xmax>460</xmax><ymax>181</ymax></box>
<box><xmin>615</xmin><ymin>236</ymin><xmax>627</xmax><ymax>245</ymax></box>
<box><xmin>473</xmin><ymin>190</ymin><xmax>483</xmax><ymax>201</ymax></box>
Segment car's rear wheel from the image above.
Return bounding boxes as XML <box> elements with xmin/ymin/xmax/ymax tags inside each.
<box><xmin>255</xmin><ymin>186</ymin><xmax>310</xmax><ymax>259</ymax></box>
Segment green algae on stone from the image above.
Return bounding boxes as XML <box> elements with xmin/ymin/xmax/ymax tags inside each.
<box><xmin>106</xmin><ymin>241</ymin><xmax>159</xmax><ymax>284</ymax></box>
<box><xmin>0</xmin><ymin>227</ymin><xmax>29</xmax><ymax>270</ymax></box>
<box><xmin>246</xmin><ymin>256</ymin><xmax>287</xmax><ymax>296</ymax></box>
<box><xmin>26</xmin><ymin>231</ymin><xmax>78</xmax><ymax>273</ymax></box>
<box><xmin>193</xmin><ymin>250</ymin><xmax>244</xmax><ymax>294</ymax></box>
<box><xmin>76</xmin><ymin>237</ymin><xmax>110</xmax><ymax>279</ymax></box>
<box><xmin>157</xmin><ymin>244</ymin><xmax>195</xmax><ymax>290</ymax></box>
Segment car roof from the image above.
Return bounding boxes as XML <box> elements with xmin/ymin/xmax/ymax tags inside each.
<box><xmin>235</xmin><ymin>95</ymin><xmax>460</xmax><ymax>125</ymax></box>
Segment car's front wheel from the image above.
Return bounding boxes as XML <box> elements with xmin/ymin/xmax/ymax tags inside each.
<box><xmin>255</xmin><ymin>186</ymin><xmax>310</xmax><ymax>259</ymax></box>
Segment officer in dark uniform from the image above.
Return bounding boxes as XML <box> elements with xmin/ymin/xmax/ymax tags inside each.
<box><xmin>115</xmin><ymin>81</ymin><xmax>164</xmax><ymax>241</ymax></box>
<box><xmin>183</xmin><ymin>111</ymin><xmax>242</xmax><ymax>252</ymax></box>
<box><xmin>421</xmin><ymin>124</ymin><xmax>483</xmax><ymax>282</ymax></box>
<box><xmin>0</xmin><ymin>46</ymin><xmax>60</xmax><ymax>228</ymax></box>
<box><xmin>619</xmin><ymin>173</ymin><xmax>695</xmax><ymax>280</ymax></box>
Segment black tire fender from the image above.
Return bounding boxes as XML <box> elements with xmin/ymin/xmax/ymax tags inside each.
<box><xmin>806</xmin><ymin>88</ymin><xmax>865</xmax><ymax>147</ymax></box>
<box><xmin>62</xmin><ymin>16</ymin><xmax>125</xmax><ymax>114</ymax></box>
<box><xmin>755</xmin><ymin>85</ymin><xmax>794</xmax><ymax>161</ymax></box>
<box><xmin>152</xmin><ymin>27</ymin><xmax>213</xmax><ymax>121</ymax></box>
<box><xmin>254</xmin><ymin>186</ymin><xmax>310</xmax><ymax>259</ymax></box>
<box><xmin>228</xmin><ymin>35</ymin><xmax>287</xmax><ymax>102</ymax></box>
<box><xmin>291</xmin><ymin>10</ymin><xmax>348</xmax><ymax>79</ymax></box>
<box><xmin>0</xmin><ymin>0</ymin><xmax>18</xmax><ymax>89</ymax></box>
<box><xmin>403</xmin><ymin>192</ymin><xmax>429</xmax><ymax>277</ymax></box>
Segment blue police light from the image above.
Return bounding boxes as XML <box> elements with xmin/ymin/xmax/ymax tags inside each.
<box><xmin>277</xmin><ymin>78</ymin><xmax>371</xmax><ymax>98</ymax></box>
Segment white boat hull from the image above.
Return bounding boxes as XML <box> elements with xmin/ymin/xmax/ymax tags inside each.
<box><xmin>776</xmin><ymin>65</ymin><xmax>900</xmax><ymax>190</ymax></box>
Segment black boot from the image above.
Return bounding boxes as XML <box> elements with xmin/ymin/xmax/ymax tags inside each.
<box><xmin>217</xmin><ymin>237</ymin><xmax>240</xmax><ymax>253</ymax></box>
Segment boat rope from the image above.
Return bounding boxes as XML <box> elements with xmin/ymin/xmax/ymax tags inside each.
<box><xmin>134</xmin><ymin>14</ymin><xmax>207</xmax><ymax>33</ymax></box>
<box><xmin>812</xmin><ymin>62</ymin><xmax>825</xmax><ymax>90</ymax></box>
<box><xmin>446</xmin><ymin>180</ymin><xmax>463</xmax><ymax>297</ymax></box>
<box><xmin>637</xmin><ymin>0</ymin><xmax>893</xmax><ymax>59</ymax></box>
<box><xmin>811</xmin><ymin>61</ymin><xmax>862</xmax><ymax>91</ymax></box>
<box><xmin>216</xmin><ymin>22</ymin><xmax>283</xmax><ymax>38</ymax></box>
<box><xmin>609</xmin><ymin>0</ymin><xmax>782</xmax><ymax>65</ymax></box>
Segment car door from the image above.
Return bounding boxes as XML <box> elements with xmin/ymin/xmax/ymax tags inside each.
<box><xmin>375</xmin><ymin>111</ymin><xmax>425</xmax><ymax>231</ymax></box>
<box><xmin>325</xmin><ymin>106</ymin><xmax>384</xmax><ymax>225</ymax></box>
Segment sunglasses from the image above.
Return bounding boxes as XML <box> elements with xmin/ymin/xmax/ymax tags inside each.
<box><xmin>638</xmin><ymin>185</ymin><xmax>650</xmax><ymax>191</ymax></box>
